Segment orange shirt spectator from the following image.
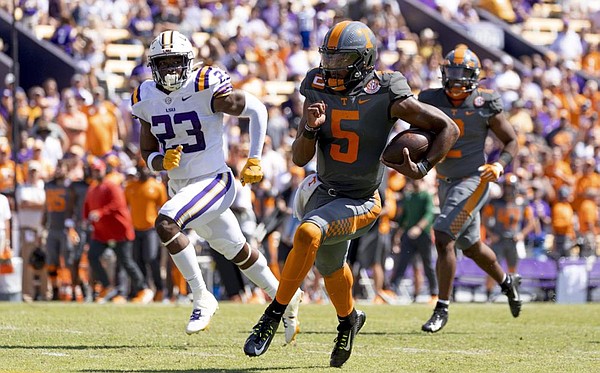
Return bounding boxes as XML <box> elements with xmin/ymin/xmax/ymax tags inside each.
<box><xmin>83</xmin><ymin>101</ymin><xmax>119</xmax><ymax>157</ymax></box>
<box><xmin>552</xmin><ymin>200</ymin><xmax>575</xmax><ymax>238</ymax></box>
<box><xmin>573</xmin><ymin>160</ymin><xmax>600</xmax><ymax>210</ymax></box>
<box><xmin>543</xmin><ymin>148</ymin><xmax>574</xmax><ymax>195</ymax></box>
<box><xmin>124</xmin><ymin>170</ymin><xmax>167</xmax><ymax>231</ymax></box>
<box><xmin>57</xmin><ymin>97</ymin><xmax>88</xmax><ymax>148</ymax></box>
<box><xmin>578</xmin><ymin>198</ymin><xmax>598</xmax><ymax>235</ymax></box>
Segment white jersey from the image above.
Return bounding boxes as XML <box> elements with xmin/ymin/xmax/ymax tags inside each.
<box><xmin>131</xmin><ymin>65</ymin><xmax>233</xmax><ymax>180</ymax></box>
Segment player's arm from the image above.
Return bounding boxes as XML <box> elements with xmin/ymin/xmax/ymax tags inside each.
<box><xmin>292</xmin><ymin>100</ymin><xmax>324</xmax><ymax>167</ymax></box>
<box><xmin>479</xmin><ymin>112</ymin><xmax>518</xmax><ymax>182</ymax></box>
<box><xmin>215</xmin><ymin>90</ymin><xmax>267</xmax><ymax>185</ymax></box>
<box><xmin>140</xmin><ymin>118</ymin><xmax>166</xmax><ymax>172</ymax></box>
<box><xmin>386</xmin><ymin>96</ymin><xmax>459</xmax><ymax>178</ymax></box>
<box><xmin>489</xmin><ymin>112</ymin><xmax>518</xmax><ymax>170</ymax></box>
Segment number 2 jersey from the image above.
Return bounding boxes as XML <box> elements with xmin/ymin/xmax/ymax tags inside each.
<box><xmin>418</xmin><ymin>88</ymin><xmax>503</xmax><ymax>179</ymax></box>
<box><xmin>131</xmin><ymin>66</ymin><xmax>233</xmax><ymax>180</ymax></box>
<box><xmin>300</xmin><ymin>68</ymin><xmax>412</xmax><ymax>199</ymax></box>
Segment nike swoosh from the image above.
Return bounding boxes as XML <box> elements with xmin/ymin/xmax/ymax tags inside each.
<box><xmin>254</xmin><ymin>344</ymin><xmax>267</xmax><ymax>355</ymax></box>
<box><xmin>182</xmin><ymin>95</ymin><xmax>192</xmax><ymax>101</ymax></box>
<box><xmin>343</xmin><ymin>332</ymin><xmax>353</xmax><ymax>351</ymax></box>
<box><xmin>358</xmin><ymin>99</ymin><xmax>370</xmax><ymax>104</ymax></box>
<box><xmin>465</xmin><ymin>111</ymin><xmax>475</xmax><ymax>116</ymax></box>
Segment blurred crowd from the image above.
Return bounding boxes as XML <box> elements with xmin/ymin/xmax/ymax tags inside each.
<box><xmin>0</xmin><ymin>0</ymin><xmax>600</xmax><ymax>304</ymax></box>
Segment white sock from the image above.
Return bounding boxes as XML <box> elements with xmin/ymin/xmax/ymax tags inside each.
<box><xmin>438</xmin><ymin>299</ymin><xmax>450</xmax><ymax>306</ymax></box>
<box><xmin>170</xmin><ymin>242</ymin><xmax>207</xmax><ymax>306</ymax></box>
<box><xmin>239</xmin><ymin>252</ymin><xmax>279</xmax><ymax>299</ymax></box>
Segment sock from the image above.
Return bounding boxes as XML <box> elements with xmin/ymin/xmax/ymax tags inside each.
<box><xmin>436</xmin><ymin>299</ymin><xmax>450</xmax><ymax>309</ymax></box>
<box><xmin>239</xmin><ymin>252</ymin><xmax>279</xmax><ymax>300</ymax></box>
<box><xmin>265</xmin><ymin>299</ymin><xmax>287</xmax><ymax>321</ymax></box>
<box><xmin>500</xmin><ymin>274</ymin><xmax>510</xmax><ymax>291</ymax></box>
<box><xmin>170</xmin><ymin>242</ymin><xmax>207</xmax><ymax>306</ymax></box>
<box><xmin>337</xmin><ymin>308</ymin><xmax>358</xmax><ymax>331</ymax></box>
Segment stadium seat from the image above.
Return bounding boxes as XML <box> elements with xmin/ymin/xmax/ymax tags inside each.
<box><xmin>517</xmin><ymin>258</ymin><xmax>558</xmax><ymax>301</ymax></box>
<box><xmin>521</xmin><ymin>30</ymin><xmax>557</xmax><ymax>46</ymax></box>
<box><xmin>105</xmin><ymin>43</ymin><xmax>145</xmax><ymax>61</ymax></box>
<box><xmin>453</xmin><ymin>257</ymin><xmax>487</xmax><ymax>301</ymax></box>
<box><xmin>34</xmin><ymin>24</ymin><xmax>55</xmax><ymax>40</ymax></box>
<box><xmin>100</xmin><ymin>28</ymin><xmax>131</xmax><ymax>43</ymax></box>
<box><xmin>104</xmin><ymin>59</ymin><xmax>137</xmax><ymax>75</ymax></box>
<box><xmin>587</xmin><ymin>259</ymin><xmax>600</xmax><ymax>301</ymax></box>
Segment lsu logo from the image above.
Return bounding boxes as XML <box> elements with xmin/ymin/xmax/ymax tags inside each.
<box><xmin>364</xmin><ymin>79</ymin><xmax>380</xmax><ymax>94</ymax></box>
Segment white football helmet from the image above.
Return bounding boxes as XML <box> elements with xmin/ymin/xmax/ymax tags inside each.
<box><xmin>148</xmin><ymin>30</ymin><xmax>194</xmax><ymax>91</ymax></box>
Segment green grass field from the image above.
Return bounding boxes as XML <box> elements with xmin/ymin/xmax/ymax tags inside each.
<box><xmin>0</xmin><ymin>302</ymin><xmax>599</xmax><ymax>372</ymax></box>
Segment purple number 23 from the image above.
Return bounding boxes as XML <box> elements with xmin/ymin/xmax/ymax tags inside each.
<box><xmin>151</xmin><ymin>111</ymin><xmax>206</xmax><ymax>152</ymax></box>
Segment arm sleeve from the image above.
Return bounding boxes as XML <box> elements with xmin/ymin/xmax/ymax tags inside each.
<box><xmin>240</xmin><ymin>91</ymin><xmax>268</xmax><ymax>159</ymax></box>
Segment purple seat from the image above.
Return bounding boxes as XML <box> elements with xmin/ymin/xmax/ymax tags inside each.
<box><xmin>453</xmin><ymin>258</ymin><xmax>488</xmax><ymax>299</ymax></box>
<box><xmin>587</xmin><ymin>260</ymin><xmax>600</xmax><ymax>301</ymax></box>
<box><xmin>517</xmin><ymin>258</ymin><xmax>558</xmax><ymax>301</ymax></box>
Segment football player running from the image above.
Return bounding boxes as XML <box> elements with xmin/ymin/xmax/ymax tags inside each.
<box><xmin>243</xmin><ymin>21</ymin><xmax>459</xmax><ymax>367</ymax></box>
<box><xmin>132</xmin><ymin>30</ymin><xmax>302</xmax><ymax>341</ymax></box>
<box><xmin>419</xmin><ymin>45</ymin><xmax>521</xmax><ymax>333</ymax></box>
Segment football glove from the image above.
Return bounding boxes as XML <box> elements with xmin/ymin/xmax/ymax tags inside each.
<box><xmin>478</xmin><ymin>162</ymin><xmax>504</xmax><ymax>182</ymax></box>
<box><xmin>163</xmin><ymin>145</ymin><xmax>183</xmax><ymax>171</ymax></box>
<box><xmin>240</xmin><ymin>158</ymin><xmax>263</xmax><ymax>186</ymax></box>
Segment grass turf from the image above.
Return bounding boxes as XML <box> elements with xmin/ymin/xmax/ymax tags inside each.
<box><xmin>0</xmin><ymin>302</ymin><xmax>599</xmax><ymax>372</ymax></box>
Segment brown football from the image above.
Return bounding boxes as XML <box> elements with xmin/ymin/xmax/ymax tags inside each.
<box><xmin>382</xmin><ymin>128</ymin><xmax>435</xmax><ymax>164</ymax></box>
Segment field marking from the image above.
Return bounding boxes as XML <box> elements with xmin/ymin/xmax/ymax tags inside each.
<box><xmin>40</xmin><ymin>352</ymin><xmax>69</xmax><ymax>357</ymax></box>
<box><xmin>393</xmin><ymin>347</ymin><xmax>491</xmax><ymax>355</ymax></box>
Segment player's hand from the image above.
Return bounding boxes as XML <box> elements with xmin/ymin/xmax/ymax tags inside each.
<box><xmin>478</xmin><ymin>162</ymin><xmax>503</xmax><ymax>182</ymax></box>
<box><xmin>240</xmin><ymin>158</ymin><xmax>263</xmax><ymax>186</ymax></box>
<box><xmin>307</xmin><ymin>101</ymin><xmax>326</xmax><ymax>130</ymax></box>
<box><xmin>163</xmin><ymin>145</ymin><xmax>183</xmax><ymax>171</ymax></box>
<box><xmin>381</xmin><ymin>148</ymin><xmax>424</xmax><ymax>179</ymax></box>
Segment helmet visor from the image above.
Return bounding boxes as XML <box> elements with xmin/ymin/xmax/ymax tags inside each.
<box><xmin>321</xmin><ymin>51</ymin><xmax>360</xmax><ymax>71</ymax></box>
<box><xmin>443</xmin><ymin>66</ymin><xmax>476</xmax><ymax>81</ymax></box>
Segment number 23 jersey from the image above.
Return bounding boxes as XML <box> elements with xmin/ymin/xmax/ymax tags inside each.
<box><xmin>131</xmin><ymin>66</ymin><xmax>233</xmax><ymax>180</ymax></box>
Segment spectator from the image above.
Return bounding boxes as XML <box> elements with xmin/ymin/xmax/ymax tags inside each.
<box><xmin>389</xmin><ymin>178</ymin><xmax>438</xmax><ymax>303</ymax></box>
<box><xmin>124</xmin><ymin>165</ymin><xmax>168</xmax><ymax>302</ymax></box>
<box><xmin>42</xmin><ymin>160</ymin><xmax>72</xmax><ymax>300</ymax></box>
<box><xmin>0</xmin><ymin>192</ymin><xmax>12</xmax><ymax>274</ymax></box>
<box><xmin>50</xmin><ymin>15</ymin><xmax>78</xmax><ymax>56</ymax></box>
<box><xmin>16</xmin><ymin>161</ymin><xmax>46</xmax><ymax>301</ymax></box>
<box><xmin>549</xmin><ymin>20</ymin><xmax>584</xmax><ymax>63</ymax></box>
<box><xmin>83</xmin><ymin>158</ymin><xmax>153</xmax><ymax>304</ymax></box>
<box><xmin>83</xmin><ymin>87</ymin><xmax>121</xmax><ymax>157</ymax></box>
<box><xmin>57</xmin><ymin>96</ymin><xmax>88</xmax><ymax>149</ymax></box>
<box><xmin>551</xmin><ymin>186</ymin><xmax>576</xmax><ymax>258</ymax></box>
<box><xmin>483</xmin><ymin>174</ymin><xmax>535</xmax><ymax>299</ymax></box>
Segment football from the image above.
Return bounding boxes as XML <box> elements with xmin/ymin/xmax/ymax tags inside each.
<box><xmin>381</xmin><ymin>128</ymin><xmax>435</xmax><ymax>164</ymax></box>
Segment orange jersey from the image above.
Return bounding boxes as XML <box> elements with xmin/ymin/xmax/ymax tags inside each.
<box><xmin>84</xmin><ymin>104</ymin><xmax>118</xmax><ymax>157</ymax></box>
<box><xmin>125</xmin><ymin>178</ymin><xmax>168</xmax><ymax>231</ymax></box>
<box><xmin>578</xmin><ymin>199</ymin><xmax>598</xmax><ymax>234</ymax></box>
<box><xmin>551</xmin><ymin>201</ymin><xmax>575</xmax><ymax>237</ymax></box>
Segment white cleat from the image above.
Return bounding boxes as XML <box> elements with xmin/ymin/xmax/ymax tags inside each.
<box><xmin>185</xmin><ymin>291</ymin><xmax>219</xmax><ymax>335</ymax></box>
<box><xmin>282</xmin><ymin>289</ymin><xmax>304</xmax><ymax>344</ymax></box>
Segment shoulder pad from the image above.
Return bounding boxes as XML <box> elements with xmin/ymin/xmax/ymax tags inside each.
<box><xmin>190</xmin><ymin>65</ymin><xmax>233</xmax><ymax>97</ymax></box>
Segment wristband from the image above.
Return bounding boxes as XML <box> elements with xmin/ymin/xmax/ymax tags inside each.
<box><xmin>65</xmin><ymin>218</ymin><xmax>75</xmax><ymax>228</ymax></box>
<box><xmin>417</xmin><ymin>159</ymin><xmax>432</xmax><ymax>176</ymax></box>
<box><xmin>304</xmin><ymin>123</ymin><xmax>319</xmax><ymax>132</ymax></box>
<box><xmin>147</xmin><ymin>152</ymin><xmax>162</xmax><ymax>172</ymax></box>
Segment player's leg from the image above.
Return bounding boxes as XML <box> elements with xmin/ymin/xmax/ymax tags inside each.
<box><xmin>464</xmin><ymin>239</ymin><xmax>521</xmax><ymax>317</ymax></box>
<box><xmin>157</xmin><ymin>175</ymin><xmax>233</xmax><ymax>334</ymax></box>
<box><xmin>424</xmin><ymin>177</ymin><xmax>486</xmax><ymax>332</ymax></box>
<box><xmin>199</xmin><ymin>208</ymin><xmax>304</xmax><ymax>345</ymax></box>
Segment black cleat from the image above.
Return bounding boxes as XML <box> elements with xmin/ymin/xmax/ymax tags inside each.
<box><xmin>422</xmin><ymin>306</ymin><xmax>448</xmax><ymax>333</ymax></box>
<box><xmin>502</xmin><ymin>274</ymin><xmax>522</xmax><ymax>318</ymax></box>
<box><xmin>330</xmin><ymin>310</ymin><xmax>366</xmax><ymax>368</ymax></box>
<box><xmin>243</xmin><ymin>314</ymin><xmax>280</xmax><ymax>357</ymax></box>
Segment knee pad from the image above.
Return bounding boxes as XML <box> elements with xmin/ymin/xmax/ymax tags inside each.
<box><xmin>293</xmin><ymin>222</ymin><xmax>322</xmax><ymax>257</ymax></box>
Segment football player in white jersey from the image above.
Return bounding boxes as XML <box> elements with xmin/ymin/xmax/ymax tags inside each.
<box><xmin>132</xmin><ymin>30</ymin><xmax>302</xmax><ymax>342</ymax></box>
